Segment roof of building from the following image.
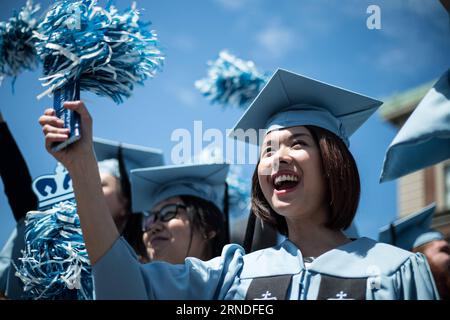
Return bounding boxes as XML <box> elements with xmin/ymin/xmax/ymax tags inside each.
<box><xmin>379</xmin><ymin>79</ymin><xmax>436</xmax><ymax>122</ymax></box>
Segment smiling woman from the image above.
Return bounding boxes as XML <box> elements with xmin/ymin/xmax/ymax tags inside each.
<box><xmin>38</xmin><ymin>68</ymin><xmax>440</xmax><ymax>300</ymax></box>
<box><xmin>141</xmin><ymin>195</ymin><xmax>227</xmax><ymax>264</ymax></box>
<box><xmin>253</xmin><ymin>125</ymin><xmax>360</xmax><ymax>240</ymax></box>
<box><xmin>131</xmin><ymin>162</ymin><xmax>229</xmax><ymax>265</ymax></box>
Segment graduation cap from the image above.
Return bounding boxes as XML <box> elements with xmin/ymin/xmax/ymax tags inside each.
<box><xmin>130</xmin><ymin>163</ymin><xmax>229</xmax><ymax>212</ymax></box>
<box><xmin>130</xmin><ymin>163</ymin><xmax>231</xmax><ymax>244</ymax></box>
<box><xmin>93</xmin><ymin>137</ymin><xmax>164</xmax><ymax>212</ymax></box>
<box><xmin>230</xmin><ymin>68</ymin><xmax>383</xmax><ymax>147</ymax></box>
<box><xmin>229</xmin><ymin>68</ymin><xmax>383</xmax><ymax>252</ymax></box>
<box><xmin>378</xmin><ymin>203</ymin><xmax>444</xmax><ymax>250</ymax></box>
<box><xmin>93</xmin><ymin>137</ymin><xmax>164</xmax><ymax>176</ymax></box>
<box><xmin>380</xmin><ymin>70</ymin><xmax>450</xmax><ymax>182</ymax></box>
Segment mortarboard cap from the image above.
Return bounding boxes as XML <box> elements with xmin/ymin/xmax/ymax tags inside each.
<box><xmin>130</xmin><ymin>163</ymin><xmax>229</xmax><ymax>213</ymax></box>
<box><xmin>93</xmin><ymin>137</ymin><xmax>164</xmax><ymax>178</ymax></box>
<box><xmin>230</xmin><ymin>68</ymin><xmax>383</xmax><ymax>146</ymax></box>
<box><xmin>380</xmin><ymin>70</ymin><xmax>450</xmax><ymax>182</ymax></box>
<box><xmin>378</xmin><ymin>203</ymin><xmax>444</xmax><ymax>250</ymax></box>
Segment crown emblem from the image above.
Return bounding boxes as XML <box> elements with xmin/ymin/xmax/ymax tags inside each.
<box><xmin>32</xmin><ymin>162</ymin><xmax>75</xmax><ymax>209</ymax></box>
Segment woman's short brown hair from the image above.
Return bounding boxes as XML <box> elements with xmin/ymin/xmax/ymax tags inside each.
<box><xmin>251</xmin><ymin>125</ymin><xmax>360</xmax><ymax>236</ymax></box>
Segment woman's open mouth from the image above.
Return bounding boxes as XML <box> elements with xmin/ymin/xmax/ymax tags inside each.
<box><xmin>271</xmin><ymin>171</ymin><xmax>300</xmax><ymax>194</ymax></box>
<box><xmin>150</xmin><ymin>236</ymin><xmax>169</xmax><ymax>246</ymax></box>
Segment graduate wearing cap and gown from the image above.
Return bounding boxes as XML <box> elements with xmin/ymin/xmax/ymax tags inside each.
<box><xmin>376</xmin><ymin>2</ymin><xmax>450</xmax><ymax>299</ymax></box>
<box><xmin>1</xmin><ymin>137</ymin><xmax>163</xmax><ymax>299</ymax></box>
<box><xmin>379</xmin><ymin>204</ymin><xmax>450</xmax><ymax>299</ymax></box>
<box><xmin>131</xmin><ymin>163</ymin><xmax>229</xmax><ymax>264</ymax></box>
<box><xmin>39</xmin><ymin>71</ymin><xmax>439</xmax><ymax>300</ymax></box>
<box><xmin>92</xmin><ymin>137</ymin><xmax>164</xmax><ymax>260</ymax></box>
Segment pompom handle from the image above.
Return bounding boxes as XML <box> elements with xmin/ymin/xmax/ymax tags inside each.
<box><xmin>51</xmin><ymin>82</ymin><xmax>81</xmax><ymax>152</ymax></box>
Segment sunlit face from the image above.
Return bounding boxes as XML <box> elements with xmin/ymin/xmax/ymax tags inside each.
<box><xmin>257</xmin><ymin>126</ymin><xmax>328</xmax><ymax>224</ymax></box>
<box><xmin>142</xmin><ymin>196</ymin><xmax>207</xmax><ymax>264</ymax></box>
<box><xmin>100</xmin><ymin>172</ymin><xmax>127</xmax><ymax>228</ymax></box>
<box><xmin>419</xmin><ymin>239</ymin><xmax>450</xmax><ymax>299</ymax></box>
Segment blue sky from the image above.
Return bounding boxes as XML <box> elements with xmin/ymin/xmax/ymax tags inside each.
<box><xmin>1</xmin><ymin>0</ymin><xmax>449</xmax><ymax>247</ymax></box>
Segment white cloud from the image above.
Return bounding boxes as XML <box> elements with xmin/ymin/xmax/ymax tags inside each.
<box><xmin>256</xmin><ymin>24</ymin><xmax>298</xmax><ymax>59</ymax></box>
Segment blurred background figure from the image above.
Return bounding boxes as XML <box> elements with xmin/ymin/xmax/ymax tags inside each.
<box><xmin>376</xmin><ymin>0</ymin><xmax>450</xmax><ymax>300</ymax></box>
<box><xmin>378</xmin><ymin>71</ymin><xmax>450</xmax><ymax>250</ymax></box>
<box><xmin>92</xmin><ymin>137</ymin><xmax>164</xmax><ymax>261</ymax></box>
<box><xmin>5</xmin><ymin>136</ymin><xmax>164</xmax><ymax>299</ymax></box>
<box><xmin>0</xmin><ymin>109</ymin><xmax>38</xmax><ymax>299</ymax></box>
<box><xmin>379</xmin><ymin>204</ymin><xmax>450</xmax><ymax>299</ymax></box>
<box><xmin>2</xmin><ymin>0</ymin><xmax>450</xmax><ymax>272</ymax></box>
<box><xmin>413</xmin><ymin>237</ymin><xmax>450</xmax><ymax>300</ymax></box>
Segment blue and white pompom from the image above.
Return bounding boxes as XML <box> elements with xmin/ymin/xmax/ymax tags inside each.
<box><xmin>0</xmin><ymin>0</ymin><xmax>41</xmax><ymax>85</ymax></box>
<box><xmin>15</xmin><ymin>200</ymin><xmax>93</xmax><ymax>300</ymax></box>
<box><xmin>35</xmin><ymin>0</ymin><xmax>164</xmax><ymax>103</ymax></box>
<box><xmin>195</xmin><ymin>50</ymin><xmax>268</xmax><ymax>108</ymax></box>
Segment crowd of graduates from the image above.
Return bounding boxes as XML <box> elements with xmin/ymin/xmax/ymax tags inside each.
<box><xmin>0</xmin><ymin>0</ymin><xmax>449</xmax><ymax>301</ymax></box>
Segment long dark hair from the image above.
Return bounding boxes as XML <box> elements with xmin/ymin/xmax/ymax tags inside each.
<box><xmin>122</xmin><ymin>213</ymin><xmax>147</xmax><ymax>260</ymax></box>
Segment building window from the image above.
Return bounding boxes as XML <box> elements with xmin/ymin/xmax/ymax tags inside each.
<box><xmin>446</xmin><ymin>165</ymin><xmax>450</xmax><ymax>209</ymax></box>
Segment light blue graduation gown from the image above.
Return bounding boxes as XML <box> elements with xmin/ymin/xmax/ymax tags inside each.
<box><xmin>0</xmin><ymin>219</ymin><xmax>26</xmax><ymax>299</ymax></box>
<box><xmin>93</xmin><ymin>236</ymin><xmax>439</xmax><ymax>300</ymax></box>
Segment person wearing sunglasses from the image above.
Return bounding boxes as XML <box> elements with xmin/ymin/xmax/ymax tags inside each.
<box><xmin>133</xmin><ymin>163</ymin><xmax>229</xmax><ymax>264</ymax></box>
<box><xmin>39</xmin><ymin>69</ymin><xmax>438</xmax><ymax>300</ymax></box>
